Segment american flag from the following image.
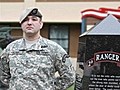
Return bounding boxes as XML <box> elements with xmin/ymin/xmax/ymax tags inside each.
<box><xmin>81</xmin><ymin>7</ymin><xmax>120</xmax><ymax>19</ymax></box>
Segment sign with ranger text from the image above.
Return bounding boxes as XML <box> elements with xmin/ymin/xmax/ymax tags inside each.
<box><xmin>87</xmin><ymin>51</ymin><xmax>120</xmax><ymax>67</ymax></box>
<box><xmin>84</xmin><ymin>51</ymin><xmax>120</xmax><ymax>90</ymax></box>
<box><xmin>75</xmin><ymin>14</ymin><xmax>120</xmax><ymax>90</ymax></box>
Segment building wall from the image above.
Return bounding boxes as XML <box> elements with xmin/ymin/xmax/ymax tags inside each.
<box><xmin>0</xmin><ymin>0</ymin><xmax>120</xmax><ymax>65</ymax></box>
<box><xmin>70</xmin><ymin>23</ymin><xmax>80</xmax><ymax>57</ymax></box>
<box><xmin>0</xmin><ymin>1</ymin><xmax>120</xmax><ymax>22</ymax></box>
<box><xmin>0</xmin><ymin>0</ymin><xmax>119</xmax><ymax>2</ymax></box>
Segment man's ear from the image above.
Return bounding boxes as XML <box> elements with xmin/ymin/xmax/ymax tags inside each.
<box><xmin>40</xmin><ymin>21</ymin><xmax>43</xmax><ymax>29</ymax></box>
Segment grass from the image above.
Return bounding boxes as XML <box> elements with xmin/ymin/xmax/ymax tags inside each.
<box><xmin>67</xmin><ymin>84</ymin><xmax>74</xmax><ymax>90</ymax></box>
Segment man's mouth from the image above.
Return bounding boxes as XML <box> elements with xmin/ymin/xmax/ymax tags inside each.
<box><xmin>26</xmin><ymin>27</ymin><xmax>33</xmax><ymax>30</ymax></box>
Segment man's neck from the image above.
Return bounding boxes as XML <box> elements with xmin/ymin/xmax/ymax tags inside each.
<box><xmin>24</xmin><ymin>33</ymin><xmax>41</xmax><ymax>41</ymax></box>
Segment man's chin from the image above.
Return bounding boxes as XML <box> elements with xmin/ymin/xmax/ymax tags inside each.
<box><xmin>26</xmin><ymin>31</ymin><xmax>34</xmax><ymax>34</ymax></box>
<box><xmin>25</xmin><ymin>32</ymin><xmax>35</xmax><ymax>36</ymax></box>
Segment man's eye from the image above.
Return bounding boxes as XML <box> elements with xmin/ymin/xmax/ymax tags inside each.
<box><xmin>23</xmin><ymin>18</ymin><xmax>28</xmax><ymax>21</ymax></box>
<box><xmin>32</xmin><ymin>18</ymin><xmax>38</xmax><ymax>21</ymax></box>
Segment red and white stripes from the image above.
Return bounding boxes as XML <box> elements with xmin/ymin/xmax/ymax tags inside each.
<box><xmin>81</xmin><ymin>7</ymin><xmax>120</xmax><ymax>19</ymax></box>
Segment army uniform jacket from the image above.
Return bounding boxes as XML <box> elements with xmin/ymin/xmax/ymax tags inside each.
<box><xmin>0</xmin><ymin>37</ymin><xmax>75</xmax><ymax>90</ymax></box>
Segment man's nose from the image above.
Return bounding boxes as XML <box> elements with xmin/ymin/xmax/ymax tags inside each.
<box><xmin>27</xmin><ymin>19</ymin><xmax>32</xmax><ymax>25</ymax></box>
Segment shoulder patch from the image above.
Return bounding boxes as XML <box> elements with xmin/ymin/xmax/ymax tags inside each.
<box><xmin>62</xmin><ymin>54</ymin><xmax>70</xmax><ymax>63</ymax></box>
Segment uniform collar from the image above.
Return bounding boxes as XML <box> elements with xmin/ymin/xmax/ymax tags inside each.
<box><xmin>19</xmin><ymin>37</ymin><xmax>47</xmax><ymax>51</ymax></box>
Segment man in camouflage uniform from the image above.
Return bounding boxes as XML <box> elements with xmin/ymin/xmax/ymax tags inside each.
<box><xmin>0</xmin><ymin>7</ymin><xmax>75</xmax><ymax>90</ymax></box>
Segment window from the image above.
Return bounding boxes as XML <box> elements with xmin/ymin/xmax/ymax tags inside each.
<box><xmin>0</xmin><ymin>26</ymin><xmax>22</xmax><ymax>49</ymax></box>
<box><xmin>49</xmin><ymin>24</ymin><xmax>69</xmax><ymax>53</ymax></box>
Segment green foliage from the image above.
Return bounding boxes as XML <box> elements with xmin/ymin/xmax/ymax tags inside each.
<box><xmin>67</xmin><ymin>84</ymin><xmax>74</xmax><ymax>90</ymax></box>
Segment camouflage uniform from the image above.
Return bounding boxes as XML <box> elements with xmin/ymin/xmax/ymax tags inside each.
<box><xmin>0</xmin><ymin>37</ymin><xmax>75</xmax><ymax>90</ymax></box>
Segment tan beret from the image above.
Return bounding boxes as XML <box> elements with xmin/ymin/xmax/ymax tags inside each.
<box><xmin>19</xmin><ymin>7</ymin><xmax>42</xmax><ymax>24</ymax></box>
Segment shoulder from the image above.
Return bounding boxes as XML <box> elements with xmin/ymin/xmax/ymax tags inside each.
<box><xmin>41</xmin><ymin>37</ymin><xmax>66</xmax><ymax>53</ymax></box>
<box><xmin>41</xmin><ymin>37</ymin><xmax>61</xmax><ymax>48</ymax></box>
<box><xmin>6</xmin><ymin>38</ymin><xmax>23</xmax><ymax>49</ymax></box>
<box><xmin>0</xmin><ymin>38</ymin><xmax>23</xmax><ymax>55</ymax></box>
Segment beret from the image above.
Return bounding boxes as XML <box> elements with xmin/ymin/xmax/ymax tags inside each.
<box><xmin>19</xmin><ymin>7</ymin><xmax>42</xmax><ymax>23</ymax></box>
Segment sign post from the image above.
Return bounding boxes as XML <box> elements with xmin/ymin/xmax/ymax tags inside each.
<box><xmin>75</xmin><ymin>14</ymin><xmax>120</xmax><ymax>90</ymax></box>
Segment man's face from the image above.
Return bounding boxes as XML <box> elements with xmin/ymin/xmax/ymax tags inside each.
<box><xmin>21</xmin><ymin>16</ymin><xmax>43</xmax><ymax>35</ymax></box>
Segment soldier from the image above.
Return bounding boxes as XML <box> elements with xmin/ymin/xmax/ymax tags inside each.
<box><xmin>0</xmin><ymin>7</ymin><xmax>75</xmax><ymax>90</ymax></box>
